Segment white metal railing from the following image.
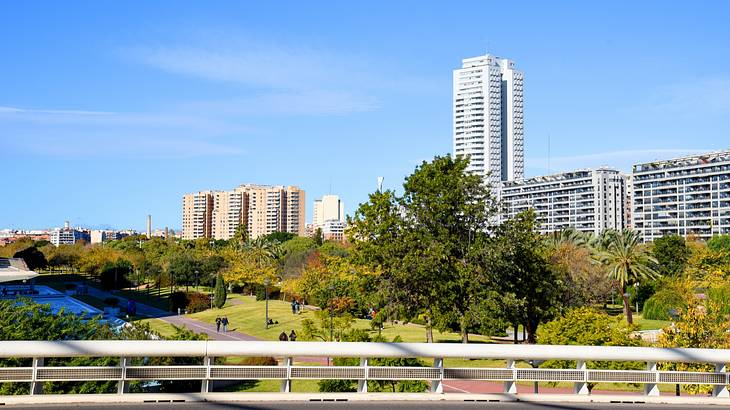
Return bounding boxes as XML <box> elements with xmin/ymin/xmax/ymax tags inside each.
<box><xmin>1</xmin><ymin>341</ymin><xmax>730</xmax><ymax>398</ymax></box>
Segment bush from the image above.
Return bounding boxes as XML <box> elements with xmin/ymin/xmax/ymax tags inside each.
<box><xmin>642</xmin><ymin>287</ymin><xmax>689</xmax><ymax>320</ymax></box>
<box><xmin>239</xmin><ymin>357</ymin><xmax>278</xmax><ymax>366</ymax></box>
<box><xmin>537</xmin><ymin>307</ymin><xmax>643</xmax><ymax>390</ymax></box>
<box><xmin>186</xmin><ymin>292</ymin><xmax>209</xmax><ymax>313</ymax></box>
<box><xmin>707</xmin><ymin>284</ymin><xmax>730</xmax><ymax>316</ymax></box>
<box><xmin>169</xmin><ymin>291</ymin><xmax>189</xmax><ymax>311</ymax></box>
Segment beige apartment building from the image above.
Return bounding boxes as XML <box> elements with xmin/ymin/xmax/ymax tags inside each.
<box><xmin>182</xmin><ymin>185</ymin><xmax>305</xmax><ymax>240</ymax></box>
<box><xmin>181</xmin><ymin>191</ymin><xmax>214</xmax><ymax>240</ymax></box>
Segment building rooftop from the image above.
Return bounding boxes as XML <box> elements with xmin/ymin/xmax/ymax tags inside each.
<box><xmin>0</xmin><ymin>258</ymin><xmax>39</xmax><ymax>283</ymax></box>
<box><xmin>502</xmin><ymin>167</ymin><xmax>620</xmax><ymax>188</ymax></box>
<box><xmin>632</xmin><ymin>149</ymin><xmax>730</xmax><ymax>173</ymax></box>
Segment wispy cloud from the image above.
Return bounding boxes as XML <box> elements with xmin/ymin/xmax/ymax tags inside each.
<box><xmin>120</xmin><ymin>37</ymin><xmax>434</xmax><ymax>115</ymax></box>
<box><xmin>0</xmin><ymin>106</ymin><xmax>115</xmax><ymax>116</ymax></box>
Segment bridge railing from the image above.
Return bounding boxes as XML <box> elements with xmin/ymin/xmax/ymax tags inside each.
<box><xmin>1</xmin><ymin>340</ymin><xmax>729</xmax><ymax>397</ymax></box>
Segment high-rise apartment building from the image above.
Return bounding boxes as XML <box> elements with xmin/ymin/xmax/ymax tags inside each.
<box><xmin>500</xmin><ymin>168</ymin><xmax>627</xmax><ymax>235</ymax></box>
<box><xmin>212</xmin><ymin>190</ymin><xmax>245</xmax><ymax>240</ymax></box>
<box><xmin>182</xmin><ymin>185</ymin><xmax>305</xmax><ymax>240</ymax></box>
<box><xmin>182</xmin><ymin>191</ymin><xmax>214</xmax><ymax>240</ymax></box>
<box><xmin>313</xmin><ymin>194</ymin><xmax>345</xmax><ymax>228</ymax></box>
<box><xmin>632</xmin><ymin>150</ymin><xmax>730</xmax><ymax>242</ymax></box>
<box><xmin>453</xmin><ymin>54</ymin><xmax>524</xmax><ymax>186</ymax></box>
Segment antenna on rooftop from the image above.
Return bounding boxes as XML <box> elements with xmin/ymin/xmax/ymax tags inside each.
<box><xmin>547</xmin><ymin>133</ymin><xmax>552</xmax><ymax>174</ymax></box>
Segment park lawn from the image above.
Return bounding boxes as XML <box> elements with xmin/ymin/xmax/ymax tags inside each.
<box><xmin>136</xmin><ymin>318</ymin><xmax>180</xmax><ymax>338</ymax></box>
<box><xmin>187</xmin><ymin>295</ymin><xmax>492</xmax><ymax>343</ymax></box>
<box><xmin>634</xmin><ymin>315</ymin><xmax>670</xmax><ymax>331</ymax></box>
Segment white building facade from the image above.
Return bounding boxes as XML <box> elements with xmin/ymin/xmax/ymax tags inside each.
<box><xmin>500</xmin><ymin>168</ymin><xmax>627</xmax><ymax>235</ymax></box>
<box><xmin>453</xmin><ymin>54</ymin><xmax>524</xmax><ymax>186</ymax></box>
<box><xmin>632</xmin><ymin>150</ymin><xmax>730</xmax><ymax>242</ymax></box>
<box><xmin>313</xmin><ymin>194</ymin><xmax>345</xmax><ymax>228</ymax></box>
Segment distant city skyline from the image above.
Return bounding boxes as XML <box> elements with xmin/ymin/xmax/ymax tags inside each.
<box><xmin>3</xmin><ymin>2</ymin><xmax>729</xmax><ymax>230</ymax></box>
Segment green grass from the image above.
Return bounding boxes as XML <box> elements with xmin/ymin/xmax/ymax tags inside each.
<box><xmin>186</xmin><ymin>294</ymin><xmax>492</xmax><ymax>343</ymax></box>
<box><xmin>635</xmin><ymin>316</ymin><xmax>670</xmax><ymax>331</ymax></box>
<box><xmin>136</xmin><ymin>318</ymin><xmax>181</xmax><ymax>338</ymax></box>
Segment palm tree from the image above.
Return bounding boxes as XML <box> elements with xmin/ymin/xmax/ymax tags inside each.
<box><xmin>243</xmin><ymin>237</ymin><xmax>282</xmax><ymax>267</ymax></box>
<box><xmin>597</xmin><ymin>230</ymin><xmax>659</xmax><ymax>324</ymax></box>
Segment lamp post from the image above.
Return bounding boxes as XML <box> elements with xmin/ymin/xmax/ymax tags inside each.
<box><xmin>194</xmin><ymin>270</ymin><xmax>199</xmax><ymax>291</ymax></box>
<box><xmin>328</xmin><ymin>284</ymin><xmax>335</xmax><ymax>342</ymax></box>
<box><xmin>264</xmin><ymin>278</ymin><xmax>270</xmax><ymax>329</ymax></box>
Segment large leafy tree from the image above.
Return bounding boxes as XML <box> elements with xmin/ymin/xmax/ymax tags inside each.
<box><xmin>494</xmin><ymin>210</ymin><xmax>564</xmax><ymax>343</ymax></box>
<box><xmin>597</xmin><ymin>230</ymin><xmax>659</xmax><ymax>324</ymax></box>
<box><xmin>349</xmin><ymin>155</ymin><xmax>500</xmax><ymax>343</ymax></box>
<box><xmin>651</xmin><ymin>234</ymin><xmax>690</xmax><ymax>277</ymax></box>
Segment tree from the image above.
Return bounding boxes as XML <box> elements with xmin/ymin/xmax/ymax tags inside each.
<box><xmin>213</xmin><ymin>273</ymin><xmax>227</xmax><ymax>308</ymax></box>
<box><xmin>597</xmin><ymin>230</ymin><xmax>659</xmax><ymax>324</ymax></box>
<box><xmin>495</xmin><ymin>210</ymin><xmax>564</xmax><ymax>343</ymax></box>
<box><xmin>546</xmin><ymin>229</ymin><xmax>612</xmax><ymax>308</ymax></box>
<box><xmin>651</xmin><ymin>234</ymin><xmax>690</xmax><ymax>277</ymax></box>
<box><xmin>314</xmin><ymin>228</ymin><xmax>324</xmax><ymax>246</ymax></box>
<box><xmin>12</xmin><ymin>246</ymin><xmax>48</xmax><ymax>270</ymax></box>
<box><xmin>264</xmin><ymin>231</ymin><xmax>295</xmax><ymax>244</ymax></box>
<box><xmin>168</xmin><ymin>253</ymin><xmax>199</xmax><ymax>291</ymax></box>
<box><xmin>349</xmin><ymin>155</ymin><xmax>500</xmax><ymax>343</ymax></box>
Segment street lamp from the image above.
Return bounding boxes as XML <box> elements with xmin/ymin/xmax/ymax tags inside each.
<box><xmin>264</xmin><ymin>278</ymin><xmax>271</xmax><ymax>329</ymax></box>
<box><xmin>194</xmin><ymin>270</ymin><xmax>199</xmax><ymax>291</ymax></box>
<box><xmin>328</xmin><ymin>284</ymin><xmax>335</xmax><ymax>342</ymax></box>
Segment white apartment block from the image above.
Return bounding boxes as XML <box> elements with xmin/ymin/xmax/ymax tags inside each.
<box><xmin>632</xmin><ymin>150</ymin><xmax>730</xmax><ymax>242</ymax></box>
<box><xmin>500</xmin><ymin>168</ymin><xmax>627</xmax><ymax>235</ymax></box>
<box><xmin>183</xmin><ymin>185</ymin><xmax>305</xmax><ymax>241</ymax></box>
<box><xmin>313</xmin><ymin>194</ymin><xmax>345</xmax><ymax>228</ymax></box>
<box><xmin>453</xmin><ymin>54</ymin><xmax>524</xmax><ymax>187</ymax></box>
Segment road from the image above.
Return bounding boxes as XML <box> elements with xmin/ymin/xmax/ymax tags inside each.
<box><xmin>10</xmin><ymin>403</ymin><xmax>730</xmax><ymax>410</ymax></box>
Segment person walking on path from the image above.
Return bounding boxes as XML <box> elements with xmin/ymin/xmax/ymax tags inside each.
<box><xmin>215</xmin><ymin>317</ymin><xmax>221</xmax><ymax>332</ymax></box>
<box><xmin>289</xmin><ymin>330</ymin><xmax>297</xmax><ymax>341</ymax></box>
<box><xmin>222</xmin><ymin>316</ymin><xmax>229</xmax><ymax>332</ymax></box>
<box><xmin>279</xmin><ymin>331</ymin><xmax>288</xmax><ymax>341</ymax></box>
<box><xmin>291</xmin><ymin>299</ymin><xmax>296</xmax><ymax>314</ymax></box>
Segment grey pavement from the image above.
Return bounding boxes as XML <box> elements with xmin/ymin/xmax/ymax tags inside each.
<box><xmin>7</xmin><ymin>402</ymin><xmax>727</xmax><ymax>410</ymax></box>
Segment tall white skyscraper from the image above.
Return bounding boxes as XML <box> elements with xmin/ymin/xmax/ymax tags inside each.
<box><xmin>453</xmin><ymin>54</ymin><xmax>524</xmax><ymax>186</ymax></box>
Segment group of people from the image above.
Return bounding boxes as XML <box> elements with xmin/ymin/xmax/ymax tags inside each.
<box><xmin>215</xmin><ymin>316</ymin><xmax>230</xmax><ymax>332</ymax></box>
<box><xmin>279</xmin><ymin>330</ymin><xmax>297</xmax><ymax>341</ymax></box>
<box><xmin>290</xmin><ymin>299</ymin><xmax>304</xmax><ymax>314</ymax></box>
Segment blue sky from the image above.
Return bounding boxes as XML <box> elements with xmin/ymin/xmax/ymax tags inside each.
<box><xmin>2</xmin><ymin>1</ymin><xmax>729</xmax><ymax>231</ymax></box>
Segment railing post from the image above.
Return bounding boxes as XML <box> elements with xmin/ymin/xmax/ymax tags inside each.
<box><xmin>201</xmin><ymin>356</ymin><xmax>212</xmax><ymax>393</ymax></box>
<box><xmin>644</xmin><ymin>361</ymin><xmax>660</xmax><ymax>396</ymax></box>
<box><xmin>714</xmin><ymin>363</ymin><xmax>729</xmax><ymax>398</ymax></box>
<box><xmin>358</xmin><ymin>358</ymin><xmax>369</xmax><ymax>393</ymax></box>
<box><xmin>30</xmin><ymin>357</ymin><xmax>44</xmax><ymax>395</ymax></box>
<box><xmin>430</xmin><ymin>357</ymin><xmax>443</xmax><ymax>394</ymax></box>
<box><xmin>280</xmin><ymin>357</ymin><xmax>292</xmax><ymax>393</ymax></box>
<box><xmin>504</xmin><ymin>359</ymin><xmax>517</xmax><ymax>394</ymax></box>
<box><xmin>574</xmin><ymin>360</ymin><xmax>589</xmax><ymax>395</ymax></box>
<box><xmin>117</xmin><ymin>357</ymin><xmax>130</xmax><ymax>394</ymax></box>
